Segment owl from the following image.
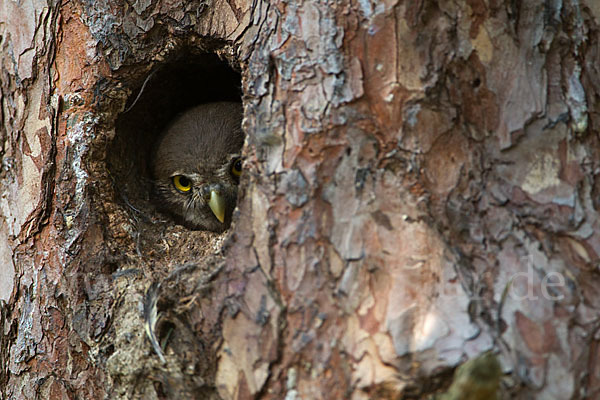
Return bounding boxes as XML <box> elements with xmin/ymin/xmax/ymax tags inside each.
<box><xmin>152</xmin><ymin>102</ymin><xmax>244</xmax><ymax>232</ymax></box>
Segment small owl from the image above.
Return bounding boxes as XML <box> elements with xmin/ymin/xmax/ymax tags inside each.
<box><xmin>152</xmin><ymin>102</ymin><xmax>244</xmax><ymax>232</ymax></box>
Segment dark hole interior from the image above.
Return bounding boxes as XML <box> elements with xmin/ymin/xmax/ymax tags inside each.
<box><xmin>109</xmin><ymin>53</ymin><xmax>242</xmax><ymax>226</ymax></box>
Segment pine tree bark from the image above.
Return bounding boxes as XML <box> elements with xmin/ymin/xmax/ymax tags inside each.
<box><xmin>1</xmin><ymin>0</ymin><xmax>599</xmax><ymax>399</ymax></box>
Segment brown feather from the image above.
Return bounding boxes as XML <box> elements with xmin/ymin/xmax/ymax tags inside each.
<box><xmin>152</xmin><ymin>102</ymin><xmax>243</xmax><ymax>232</ymax></box>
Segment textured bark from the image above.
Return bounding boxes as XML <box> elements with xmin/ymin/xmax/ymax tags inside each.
<box><xmin>1</xmin><ymin>0</ymin><xmax>600</xmax><ymax>399</ymax></box>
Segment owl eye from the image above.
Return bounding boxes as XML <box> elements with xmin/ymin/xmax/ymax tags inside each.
<box><xmin>172</xmin><ymin>175</ymin><xmax>192</xmax><ymax>193</ymax></box>
<box><xmin>231</xmin><ymin>158</ymin><xmax>242</xmax><ymax>177</ymax></box>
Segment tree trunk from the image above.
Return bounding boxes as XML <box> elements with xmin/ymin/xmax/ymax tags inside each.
<box><xmin>1</xmin><ymin>0</ymin><xmax>599</xmax><ymax>399</ymax></box>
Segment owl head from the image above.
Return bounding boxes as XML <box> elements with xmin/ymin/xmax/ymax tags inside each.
<box><xmin>152</xmin><ymin>102</ymin><xmax>244</xmax><ymax>232</ymax></box>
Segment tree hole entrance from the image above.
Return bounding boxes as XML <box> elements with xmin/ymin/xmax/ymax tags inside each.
<box><xmin>109</xmin><ymin>53</ymin><xmax>242</xmax><ymax>238</ymax></box>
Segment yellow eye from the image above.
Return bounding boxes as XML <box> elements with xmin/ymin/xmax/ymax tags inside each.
<box><xmin>231</xmin><ymin>158</ymin><xmax>242</xmax><ymax>177</ymax></box>
<box><xmin>172</xmin><ymin>175</ymin><xmax>192</xmax><ymax>193</ymax></box>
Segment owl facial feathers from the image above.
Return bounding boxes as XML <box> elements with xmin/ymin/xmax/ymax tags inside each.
<box><xmin>152</xmin><ymin>102</ymin><xmax>244</xmax><ymax>232</ymax></box>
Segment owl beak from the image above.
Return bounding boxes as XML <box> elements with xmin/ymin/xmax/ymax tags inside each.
<box><xmin>208</xmin><ymin>189</ymin><xmax>226</xmax><ymax>223</ymax></box>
